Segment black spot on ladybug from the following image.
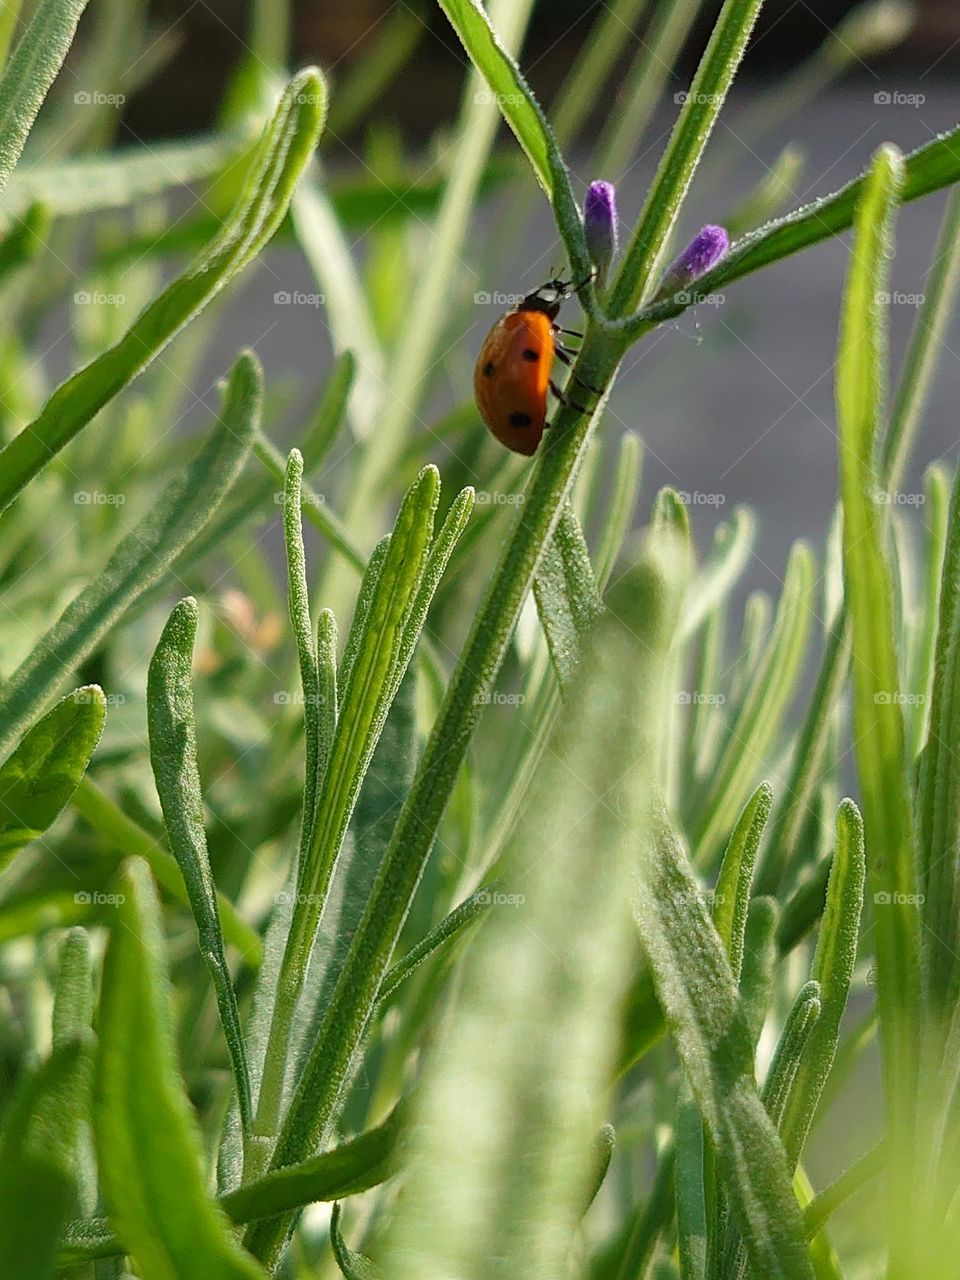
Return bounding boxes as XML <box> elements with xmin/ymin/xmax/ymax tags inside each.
<box><xmin>483</xmin><ymin>361</ymin><xmax>495</xmax><ymax>377</ymax></box>
<box><xmin>509</xmin><ymin>412</ymin><xmax>533</xmax><ymax>428</ymax></box>
<box><xmin>522</xmin><ymin>348</ymin><xmax>539</xmax><ymax>362</ymax></box>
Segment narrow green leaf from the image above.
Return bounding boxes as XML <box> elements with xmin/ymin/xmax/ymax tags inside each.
<box><xmin>93</xmin><ymin>858</ymin><xmax>265</xmax><ymax>1280</ymax></box>
<box><xmin>0</xmin><ymin>1033</ymin><xmax>93</xmax><ymax>1279</ymax></box>
<box><xmin>58</xmin><ymin>1102</ymin><xmax>403</xmax><ymax>1265</ymax></box>
<box><xmin>676</xmin><ymin>1089</ymin><xmax>708</xmax><ymax>1280</ymax></box>
<box><xmin>533</xmin><ymin>502</ymin><xmax>603</xmax><ymax>691</ymax></box>
<box><xmin>635</xmin><ymin>122</ymin><xmax>960</xmax><ymax>330</ymax></box>
<box><xmin>376</xmin><ymin>885</ymin><xmax>492</xmax><ymax>1009</ymax></box>
<box><xmin>52</xmin><ymin>927</ymin><xmax>94</xmax><ymax>1047</ymax></box>
<box><xmin>0</xmin><ymin>68</ymin><xmax>322</xmax><ymax>511</ymax></box>
<box><xmin>0</xmin><ymin>134</ymin><xmax>248</xmax><ymax>228</ymax></box>
<box><xmin>755</xmin><ymin>616</ymin><xmax>850</xmax><ymax>895</ymax></box>
<box><xmin>917</xmin><ymin>459</ymin><xmax>960</xmax><ymax>1009</ymax></box>
<box><xmin>780</xmin><ymin>801</ymin><xmax>865</xmax><ymax>1168</ymax></box>
<box><xmin>713</xmin><ymin>781</ymin><xmax>772</xmax><ymax>981</ymax></box>
<box><xmin>593</xmin><ymin>431</ymin><xmax>643</xmax><ymax>588</ymax></box>
<box><xmin>609</xmin><ymin>0</ymin><xmax>767</xmax><ymax>314</ymax></box>
<box><xmin>763</xmin><ymin>982</ymin><xmax>823</xmax><ymax>1129</ymax></box>
<box><xmin>331</xmin><ymin>1203</ymin><xmax>383</xmax><ymax>1280</ymax></box>
<box><xmin>0</xmin><ymin>685</ymin><xmax>105</xmax><ymax>869</ymax></box>
<box><xmin>801</xmin><ymin>1144</ymin><xmax>883</xmax><ymax>1240</ymax></box>
<box><xmin>434</xmin><ymin>0</ymin><xmax>590</xmax><ymax>280</ymax></box>
<box><xmin>691</xmin><ymin>542</ymin><xmax>815</xmax><ymax>867</ymax></box>
<box><xmin>635</xmin><ymin>814</ymin><xmax>814</xmax><ymax>1278</ymax></box>
<box><xmin>301</xmin><ymin>349</ymin><xmax>356</xmax><ymax>472</ymax></box>
<box><xmin>0</xmin><ymin>0</ymin><xmax>89</xmax><ymax>194</ymax></box>
<box><xmin>147</xmin><ymin>597</ymin><xmax>253</xmax><ymax>1134</ymax></box>
<box><xmin>881</xmin><ymin>188</ymin><xmax>960</xmax><ymax>491</ymax></box>
<box><xmin>835</xmin><ymin>146</ymin><xmax>919</xmax><ymax>1204</ymax></box>
<box><xmin>71</xmin><ymin>776</ymin><xmax>262</xmax><ymax>963</ymax></box>
<box><xmin>282</xmin><ymin>450</ymin><xmax>322</xmax><ymax>867</ymax></box>
<box><xmin>254</xmin><ymin>469</ymin><xmax>441</xmax><ymax>1140</ymax></box>
<box><xmin>678</xmin><ymin>507</ymin><xmax>756</xmax><ymax>643</ymax></box>
<box><xmin>0</xmin><ymin>352</ymin><xmax>259</xmax><ymax>758</ymax></box>
<box><xmin>0</xmin><ymin>199</ymin><xmax>51</xmax><ymax>283</ymax></box>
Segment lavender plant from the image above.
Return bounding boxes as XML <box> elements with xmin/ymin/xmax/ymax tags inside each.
<box><xmin>0</xmin><ymin>1</ymin><xmax>959</xmax><ymax>1278</ymax></box>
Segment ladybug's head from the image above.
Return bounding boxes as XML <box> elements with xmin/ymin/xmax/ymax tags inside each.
<box><xmin>518</xmin><ymin>274</ymin><xmax>591</xmax><ymax>320</ymax></box>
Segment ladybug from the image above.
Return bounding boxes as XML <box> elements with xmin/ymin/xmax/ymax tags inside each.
<box><xmin>474</xmin><ymin>277</ymin><xmax>596</xmax><ymax>456</ymax></box>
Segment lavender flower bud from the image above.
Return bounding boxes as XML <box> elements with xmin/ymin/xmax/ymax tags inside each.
<box><xmin>655</xmin><ymin>224</ymin><xmax>729</xmax><ymax>302</ymax></box>
<box><xmin>584</xmin><ymin>180</ymin><xmax>618</xmax><ymax>282</ymax></box>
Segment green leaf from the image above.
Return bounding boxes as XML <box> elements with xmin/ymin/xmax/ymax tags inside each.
<box><xmin>0</xmin><ymin>1032</ymin><xmax>93</xmax><ymax>1280</ymax></box>
<box><xmin>0</xmin><ymin>199</ymin><xmax>51</xmax><ymax>283</ymax></box>
<box><xmin>917</xmin><ymin>459</ymin><xmax>960</xmax><ymax>1008</ymax></box>
<box><xmin>52</xmin><ymin>927</ymin><xmax>94</xmax><ymax>1047</ymax></box>
<box><xmin>634</xmin><ymin>813</ymin><xmax>814</xmax><ymax>1279</ymax></box>
<box><xmin>592</xmin><ymin>431</ymin><xmax>643</xmax><ymax>588</ymax></box>
<box><xmin>533</xmin><ymin>502</ymin><xmax>603</xmax><ymax>691</ymax></box>
<box><xmin>301</xmin><ymin>349</ymin><xmax>356</xmax><ymax>472</ymax></box>
<box><xmin>637</xmin><ymin>123</ymin><xmax>960</xmax><ymax>330</ymax></box>
<box><xmin>763</xmin><ymin>982</ymin><xmax>823</xmax><ymax>1130</ymax></box>
<box><xmin>609</xmin><ymin>0</ymin><xmax>767</xmax><ymax>314</ymax></box>
<box><xmin>59</xmin><ymin>1107</ymin><xmax>402</xmax><ymax>1266</ymax></box>
<box><xmin>0</xmin><ymin>68</ymin><xmax>323</xmax><ymax>512</ymax></box>
<box><xmin>147</xmin><ymin>597</ymin><xmax>253</xmax><ymax>1133</ymax></box>
<box><xmin>835</xmin><ymin>145</ymin><xmax>920</xmax><ymax>1189</ymax></box>
<box><xmin>93</xmin><ymin>858</ymin><xmax>266</xmax><ymax>1280</ymax></box>
<box><xmin>712</xmin><ymin>781</ymin><xmax>772</xmax><ymax>981</ymax></box>
<box><xmin>755</xmin><ymin>616</ymin><xmax>850</xmax><ymax>895</ymax></box>
<box><xmin>376</xmin><ymin>884</ymin><xmax>492</xmax><ymax>1009</ymax></box>
<box><xmin>434</xmin><ymin>0</ymin><xmax>590</xmax><ymax>281</ymax></box>
<box><xmin>331</xmin><ymin>1203</ymin><xmax>383</xmax><ymax>1280</ymax></box>
<box><xmin>0</xmin><ymin>0</ymin><xmax>89</xmax><ymax>194</ymax></box>
<box><xmin>678</xmin><ymin>507</ymin><xmax>756</xmax><ymax>643</ymax></box>
<box><xmin>0</xmin><ymin>352</ymin><xmax>259</xmax><ymax>758</ymax></box>
<box><xmin>780</xmin><ymin>802</ymin><xmax>864</xmax><ymax>1168</ymax></box>
<box><xmin>71</xmin><ymin>776</ymin><xmax>262</xmax><ymax>962</ymax></box>
<box><xmin>675</xmin><ymin>1088</ymin><xmax>707</xmax><ymax>1280</ymax></box>
<box><xmin>254</xmin><ymin>468</ymin><xmax>445</xmax><ymax>1141</ymax></box>
<box><xmin>691</xmin><ymin>542</ymin><xmax>815</xmax><ymax>867</ymax></box>
<box><xmin>0</xmin><ymin>133</ymin><xmax>249</xmax><ymax>229</ymax></box>
<box><xmin>881</xmin><ymin>188</ymin><xmax>960</xmax><ymax>491</ymax></box>
<box><xmin>0</xmin><ymin>685</ymin><xmax>105</xmax><ymax>869</ymax></box>
<box><xmin>281</xmin><ymin>450</ymin><xmax>322</xmax><ymax>868</ymax></box>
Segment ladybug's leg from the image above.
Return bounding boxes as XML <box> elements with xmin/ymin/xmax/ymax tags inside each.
<box><xmin>555</xmin><ymin>326</ymin><xmax>583</xmax><ymax>339</ymax></box>
<box><xmin>553</xmin><ymin>346</ymin><xmax>603</xmax><ymax>396</ymax></box>
<box><xmin>550</xmin><ymin>379</ymin><xmax>591</xmax><ymax>415</ymax></box>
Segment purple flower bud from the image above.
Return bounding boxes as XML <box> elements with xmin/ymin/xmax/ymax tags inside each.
<box><xmin>656</xmin><ymin>224</ymin><xmax>729</xmax><ymax>301</ymax></box>
<box><xmin>584</xmin><ymin>180</ymin><xmax>618</xmax><ymax>281</ymax></box>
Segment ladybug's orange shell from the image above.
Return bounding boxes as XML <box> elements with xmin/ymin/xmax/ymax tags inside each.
<box><xmin>474</xmin><ymin>310</ymin><xmax>555</xmax><ymax>456</ymax></box>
